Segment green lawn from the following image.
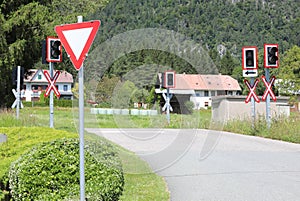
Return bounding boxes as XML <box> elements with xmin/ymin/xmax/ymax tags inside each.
<box><xmin>0</xmin><ymin>108</ymin><xmax>170</xmax><ymax>201</ymax></box>
<box><xmin>222</xmin><ymin>112</ymin><xmax>300</xmax><ymax>143</ymax></box>
<box><xmin>1</xmin><ymin>106</ymin><xmax>299</xmax><ymax>200</ymax></box>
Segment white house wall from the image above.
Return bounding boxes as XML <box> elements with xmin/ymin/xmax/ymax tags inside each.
<box><xmin>190</xmin><ymin>96</ymin><xmax>212</xmax><ymax>109</ymax></box>
<box><xmin>23</xmin><ymin>69</ymin><xmax>73</xmax><ymax>101</ymax></box>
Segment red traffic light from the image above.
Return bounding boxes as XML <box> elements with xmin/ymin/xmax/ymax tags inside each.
<box><xmin>264</xmin><ymin>44</ymin><xmax>279</xmax><ymax>68</ymax></box>
<box><xmin>46</xmin><ymin>37</ymin><xmax>62</xmax><ymax>63</ymax></box>
<box><xmin>242</xmin><ymin>46</ymin><xmax>258</xmax><ymax>70</ymax></box>
<box><xmin>162</xmin><ymin>70</ymin><xmax>176</xmax><ymax>88</ymax></box>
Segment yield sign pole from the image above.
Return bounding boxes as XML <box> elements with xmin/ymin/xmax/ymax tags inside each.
<box><xmin>78</xmin><ymin>15</ymin><xmax>85</xmax><ymax>201</ymax></box>
<box><xmin>55</xmin><ymin>16</ymin><xmax>100</xmax><ymax>201</ymax></box>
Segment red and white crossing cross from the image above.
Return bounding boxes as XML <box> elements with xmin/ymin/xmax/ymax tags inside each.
<box><xmin>43</xmin><ymin>70</ymin><xmax>61</xmax><ymax>98</ymax></box>
<box><xmin>262</xmin><ymin>76</ymin><xmax>276</xmax><ymax>101</ymax></box>
<box><xmin>244</xmin><ymin>78</ymin><xmax>260</xmax><ymax>103</ymax></box>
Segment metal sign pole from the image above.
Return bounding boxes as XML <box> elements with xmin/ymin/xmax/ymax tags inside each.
<box><xmin>166</xmin><ymin>88</ymin><xmax>170</xmax><ymax>124</ymax></box>
<box><xmin>77</xmin><ymin>15</ymin><xmax>85</xmax><ymax>201</ymax></box>
<box><xmin>250</xmin><ymin>77</ymin><xmax>256</xmax><ymax>128</ymax></box>
<box><xmin>49</xmin><ymin>62</ymin><xmax>54</xmax><ymax>128</ymax></box>
<box><xmin>16</xmin><ymin>66</ymin><xmax>21</xmax><ymax>119</ymax></box>
<box><xmin>265</xmin><ymin>68</ymin><xmax>271</xmax><ymax>128</ymax></box>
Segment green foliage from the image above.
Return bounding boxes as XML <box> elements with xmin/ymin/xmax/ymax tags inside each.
<box><xmin>0</xmin><ymin>0</ymin><xmax>109</xmax><ymax>108</ymax></box>
<box><xmin>9</xmin><ymin>138</ymin><xmax>124</xmax><ymax>200</ymax></box>
<box><xmin>0</xmin><ymin>127</ymin><xmax>76</xmax><ymax>199</ymax></box>
<box><xmin>132</xmin><ymin>88</ymin><xmax>150</xmax><ymax>103</ymax></box>
<box><xmin>277</xmin><ymin>45</ymin><xmax>300</xmax><ymax>99</ymax></box>
<box><xmin>223</xmin><ymin>113</ymin><xmax>300</xmax><ymax>143</ymax></box>
<box><xmin>112</xmin><ymin>80</ymin><xmax>137</xmax><ymax>109</ymax></box>
<box><xmin>90</xmin><ymin>0</ymin><xmax>299</xmax><ymax>63</ymax></box>
<box><xmin>0</xmin><ymin>109</ymin><xmax>170</xmax><ymax>201</ymax></box>
<box><xmin>44</xmin><ymin>98</ymin><xmax>72</xmax><ymax>107</ymax></box>
<box><xmin>96</xmin><ymin>75</ymin><xmax>120</xmax><ymax>104</ymax></box>
<box><xmin>184</xmin><ymin>101</ymin><xmax>195</xmax><ymax>114</ymax></box>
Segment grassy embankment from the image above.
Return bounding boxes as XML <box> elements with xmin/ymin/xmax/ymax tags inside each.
<box><xmin>1</xmin><ymin>106</ymin><xmax>299</xmax><ymax>199</ymax></box>
<box><xmin>0</xmin><ymin>108</ymin><xmax>170</xmax><ymax>201</ymax></box>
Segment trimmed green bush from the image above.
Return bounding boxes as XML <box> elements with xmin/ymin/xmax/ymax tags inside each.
<box><xmin>9</xmin><ymin>138</ymin><xmax>124</xmax><ymax>201</ymax></box>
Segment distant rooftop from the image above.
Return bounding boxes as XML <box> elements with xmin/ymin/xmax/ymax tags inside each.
<box><xmin>158</xmin><ymin>73</ymin><xmax>241</xmax><ymax>91</ymax></box>
<box><xmin>24</xmin><ymin>69</ymin><xmax>73</xmax><ymax>83</ymax></box>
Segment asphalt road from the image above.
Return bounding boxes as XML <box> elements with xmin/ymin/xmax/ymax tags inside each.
<box><xmin>86</xmin><ymin>128</ymin><xmax>300</xmax><ymax>201</ymax></box>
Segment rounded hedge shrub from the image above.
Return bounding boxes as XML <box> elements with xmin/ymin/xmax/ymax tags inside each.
<box><xmin>9</xmin><ymin>138</ymin><xmax>124</xmax><ymax>200</ymax></box>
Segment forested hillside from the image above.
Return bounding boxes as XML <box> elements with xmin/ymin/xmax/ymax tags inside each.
<box><xmin>0</xmin><ymin>0</ymin><xmax>299</xmax><ymax>107</ymax></box>
<box><xmin>88</xmin><ymin>0</ymin><xmax>299</xmax><ymax>70</ymax></box>
<box><xmin>0</xmin><ymin>0</ymin><xmax>108</xmax><ymax>107</ymax></box>
<box><xmin>86</xmin><ymin>0</ymin><xmax>299</xmax><ymax>96</ymax></box>
<box><xmin>92</xmin><ymin>0</ymin><xmax>299</xmax><ymax>52</ymax></box>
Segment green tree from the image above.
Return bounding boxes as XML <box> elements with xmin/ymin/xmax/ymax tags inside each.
<box><xmin>95</xmin><ymin>75</ymin><xmax>120</xmax><ymax>104</ymax></box>
<box><xmin>0</xmin><ymin>0</ymin><xmax>109</xmax><ymax>108</ymax></box>
<box><xmin>277</xmin><ymin>45</ymin><xmax>300</xmax><ymax>99</ymax></box>
<box><xmin>112</xmin><ymin>80</ymin><xmax>137</xmax><ymax>109</ymax></box>
<box><xmin>219</xmin><ymin>50</ymin><xmax>238</xmax><ymax>75</ymax></box>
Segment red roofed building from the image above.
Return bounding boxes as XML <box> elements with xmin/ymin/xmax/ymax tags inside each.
<box><xmin>22</xmin><ymin>69</ymin><xmax>73</xmax><ymax>101</ymax></box>
<box><xmin>156</xmin><ymin>73</ymin><xmax>241</xmax><ymax>112</ymax></box>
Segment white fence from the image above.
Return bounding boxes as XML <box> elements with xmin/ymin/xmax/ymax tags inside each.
<box><xmin>90</xmin><ymin>108</ymin><xmax>158</xmax><ymax>116</ymax></box>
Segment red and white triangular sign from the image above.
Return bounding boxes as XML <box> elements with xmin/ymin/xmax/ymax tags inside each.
<box><xmin>55</xmin><ymin>20</ymin><xmax>101</xmax><ymax>70</ymax></box>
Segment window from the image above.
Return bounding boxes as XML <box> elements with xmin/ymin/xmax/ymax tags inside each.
<box><xmin>63</xmin><ymin>85</ymin><xmax>68</xmax><ymax>91</ymax></box>
<box><xmin>38</xmin><ymin>74</ymin><xmax>42</xmax><ymax>80</ymax></box>
<box><xmin>204</xmin><ymin>91</ymin><xmax>209</xmax><ymax>97</ymax></box>
<box><xmin>211</xmin><ymin>91</ymin><xmax>215</xmax><ymax>96</ymax></box>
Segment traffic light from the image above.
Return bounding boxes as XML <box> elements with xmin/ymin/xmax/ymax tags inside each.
<box><xmin>12</xmin><ymin>66</ymin><xmax>24</xmax><ymax>88</ymax></box>
<box><xmin>242</xmin><ymin>46</ymin><xmax>258</xmax><ymax>69</ymax></box>
<box><xmin>46</xmin><ymin>37</ymin><xmax>62</xmax><ymax>63</ymax></box>
<box><xmin>42</xmin><ymin>40</ymin><xmax>48</xmax><ymax>64</ymax></box>
<box><xmin>264</xmin><ymin>44</ymin><xmax>279</xmax><ymax>68</ymax></box>
<box><xmin>162</xmin><ymin>70</ymin><xmax>176</xmax><ymax>88</ymax></box>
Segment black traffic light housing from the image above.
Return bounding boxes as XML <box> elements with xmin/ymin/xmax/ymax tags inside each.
<box><xmin>12</xmin><ymin>66</ymin><xmax>24</xmax><ymax>88</ymax></box>
<box><xmin>242</xmin><ymin>46</ymin><xmax>258</xmax><ymax>70</ymax></box>
<box><xmin>264</xmin><ymin>44</ymin><xmax>279</xmax><ymax>68</ymax></box>
<box><xmin>42</xmin><ymin>40</ymin><xmax>48</xmax><ymax>64</ymax></box>
<box><xmin>162</xmin><ymin>70</ymin><xmax>176</xmax><ymax>88</ymax></box>
<box><xmin>46</xmin><ymin>37</ymin><xmax>62</xmax><ymax>63</ymax></box>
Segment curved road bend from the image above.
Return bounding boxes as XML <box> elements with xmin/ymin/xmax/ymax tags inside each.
<box><xmin>86</xmin><ymin>128</ymin><xmax>300</xmax><ymax>201</ymax></box>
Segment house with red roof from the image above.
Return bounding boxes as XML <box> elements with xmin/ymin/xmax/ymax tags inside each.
<box><xmin>156</xmin><ymin>73</ymin><xmax>241</xmax><ymax>112</ymax></box>
<box><xmin>21</xmin><ymin>69</ymin><xmax>73</xmax><ymax>101</ymax></box>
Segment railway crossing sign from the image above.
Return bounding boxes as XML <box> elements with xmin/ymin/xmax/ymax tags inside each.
<box><xmin>11</xmin><ymin>89</ymin><xmax>24</xmax><ymax>109</ymax></box>
<box><xmin>55</xmin><ymin>20</ymin><xmax>101</xmax><ymax>70</ymax></box>
<box><xmin>162</xmin><ymin>93</ymin><xmax>173</xmax><ymax>112</ymax></box>
<box><xmin>43</xmin><ymin>70</ymin><xmax>61</xmax><ymax>98</ymax></box>
<box><xmin>244</xmin><ymin>78</ymin><xmax>260</xmax><ymax>103</ymax></box>
<box><xmin>262</xmin><ymin>76</ymin><xmax>276</xmax><ymax>101</ymax></box>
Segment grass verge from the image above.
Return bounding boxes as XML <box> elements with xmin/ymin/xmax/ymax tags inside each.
<box><xmin>222</xmin><ymin>113</ymin><xmax>300</xmax><ymax>143</ymax></box>
<box><xmin>0</xmin><ymin>108</ymin><xmax>170</xmax><ymax>201</ymax></box>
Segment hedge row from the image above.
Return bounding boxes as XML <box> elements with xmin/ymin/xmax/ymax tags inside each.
<box><xmin>9</xmin><ymin>138</ymin><xmax>124</xmax><ymax>201</ymax></box>
<box><xmin>23</xmin><ymin>99</ymin><xmax>73</xmax><ymax>108</ymax></box>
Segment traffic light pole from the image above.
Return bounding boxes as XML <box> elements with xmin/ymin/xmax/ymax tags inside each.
<box><xmin>166</xmin><ymin>88</ymin><xmax>170</xmax><ymax>124</ymax></box>
<box><xmin>16</xmin><ymin>66</ymin><xmax>21</xmax><ymax>119</ymax></box>
<box><xmin>49</xmin><ymin>62</ymin><xmax>54</xmax><ymax>128</ymax></box>
<box><xmin>265</xmin><ymin>68</ymin><xmax>271</xmax><ymax>129</ymax></box>
<box><xmin>250</xmin><ymin>77</ymin><xmax>256</xmax><ymax>129</ymax></box>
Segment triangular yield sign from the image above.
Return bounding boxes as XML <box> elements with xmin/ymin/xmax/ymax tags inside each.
<box><xmin>55</xmin><ymin>20</ymin><xmax>101</xmax><ymax>70</ymax></box>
